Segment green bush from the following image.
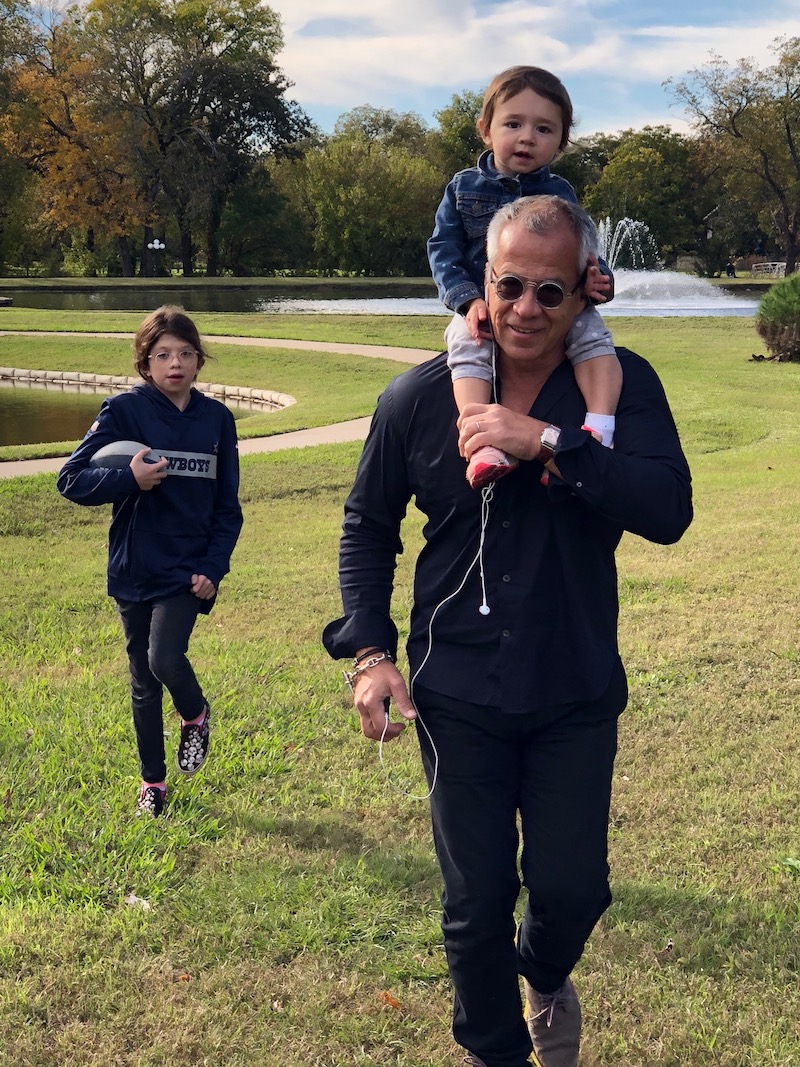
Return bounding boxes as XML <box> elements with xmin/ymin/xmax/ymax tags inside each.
<box><xmin>756</xmin><ymin>271</ymin><xmax>800</xmax><ymax>361</ymax></box>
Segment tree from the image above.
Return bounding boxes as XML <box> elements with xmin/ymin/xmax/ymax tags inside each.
<box><xmin>0</xmin><ymin>0</ymin><xmax>309</xmax><ymax>276</ymax></box>
<box><xmin>265</xmin><ymin>139</ymin><xmax>322</xmax><ymax>272</ymax></box>
<box><xmin>0</xmin><ymin>6</ymin><xmax>147</xmax><ymax>275</ymax></box>
<box><xmin>83</xmin><ymin>0</ymin><xmax>311</xmax><ymax>275</ymax></box>
<box><xmin>216</xmin><ymin>159</ymin><xmax>314</xmax><ymax>275</ymax></box>
<box><xmin>305</xmin><ymin>130</ymin><xmax>442</xmax><ymax>275</ymax></box>
<box><xmin>334</xmin><ymin>105</ymin><xmax>429</xmax><ymax>153</ymax></box>
<box><xmin>668</xmin><ymin>36</ymin><xmax>800</xmax><ymax>273</ymax></box>
<box><xmin>431</xmin><ymin>90</ymin><xmax>483</xmax><ymax>176</ymax></box>
<box><xmin>756</xmin><ymin>272</ymin><xmax>800</xmax><ymax>360</ymax></box>
<box><xmin>276</xmin><ymin>107</ymin><xmax>444</xmax><ymax>276</ymax></box>
<box><xmin>682</xmin><ymin>132</ymin><xmax>765</xmax><ymax>275</ymax></box>
<box><xmin>553</xmin><ymin>132</ymin><xmax>621</xmax><ymax>202</ymax></box>
<box><xmin>582</xmin><ymin>126</ymin><xmax>698</xmax><ymax>260</ymax></box>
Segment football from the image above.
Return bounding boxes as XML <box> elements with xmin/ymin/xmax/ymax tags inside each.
<box><xmin>89</xmin><ymin>440</ymin><xmax>163</xmax><ymax>469</ymax></box>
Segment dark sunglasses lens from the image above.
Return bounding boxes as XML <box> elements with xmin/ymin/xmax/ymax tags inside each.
<box><xmin>495</xmin><ymin>275</ymin><xmax>525</xmax><ymax>301</ymax></box>
<box><xmin>535</xmin><ymin>283</ymin><xmax>565</xmax><ymax>308</ymax></box>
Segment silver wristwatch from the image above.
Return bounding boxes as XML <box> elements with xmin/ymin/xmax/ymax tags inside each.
<box><xmin>536</xmin><ymin>424</ymin><xmax>561</xmax><ymax>463</ymax></box>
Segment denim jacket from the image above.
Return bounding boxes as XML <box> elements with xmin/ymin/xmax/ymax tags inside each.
<box><xmin>429</xmin><ymin>150</ymin><xmax>586</xmax><ymax>313</ymax></box>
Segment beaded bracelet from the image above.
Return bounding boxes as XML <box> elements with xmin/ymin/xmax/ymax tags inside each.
<box><xmin>343</xmin><ymin>650</ymin><xmax>394</xmax><ymax>693</ymax></box>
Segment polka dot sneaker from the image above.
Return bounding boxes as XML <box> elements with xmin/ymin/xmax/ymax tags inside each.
<box><xmin>137</xmin><ymin>783</ymin><xmax>166</xmax><ymax>817</ymax></box>
<box><xmin>177</xmin><ymin>707</ymin><xmax>210</xmax><ymax>776</ymax></box>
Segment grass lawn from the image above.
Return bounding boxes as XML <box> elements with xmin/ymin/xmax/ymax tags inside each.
<box><xmin>2</xmin><ymin>313</ymin><xmax>800</xmax><ymax>1066</ymax></box>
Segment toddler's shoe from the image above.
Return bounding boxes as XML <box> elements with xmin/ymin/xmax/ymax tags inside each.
<box><xmin>467</xmin><ymin>446</ymin><xmax>518</xmax><ymax>490</ymax></box>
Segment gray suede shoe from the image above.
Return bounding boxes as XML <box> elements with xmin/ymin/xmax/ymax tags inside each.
<box><xmin>523</xmin><ymin>976</ymin><xmax>581</xmax><ymax>1067</ymax></box>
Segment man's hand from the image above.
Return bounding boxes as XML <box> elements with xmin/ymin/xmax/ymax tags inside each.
<box><xmin>191</xmin><ymin>574</ymin><xmax>216</xmax><ymax>600</ymax></box>
<box><xmin>131</xmin><ymin>449</ymin><xmax>168</xmax><ymax>491</ymax></box>
<box><xmin>351</xmin><ymin>660</ymin><xmax>417</xmax><ymax>742</ymax></box>
<box><xmin>464</xmin><ymin>297</ymin><xmax>492</xmax><ymax>342</ymax></box>
<box><xmin>458</xmin><ymin>402</ymin><xmax>550</xmax><ymax>464</ymax></box>
<box><xmin>585</xmin><ymin>255</ymin><xmax>613</xmax><ymax>303</ymax></box>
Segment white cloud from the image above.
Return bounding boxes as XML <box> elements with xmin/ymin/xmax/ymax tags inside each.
<box><xmin>267</xmin><ymin>0</ymin><xmax>800</xmax><ymax>129</ymax></box>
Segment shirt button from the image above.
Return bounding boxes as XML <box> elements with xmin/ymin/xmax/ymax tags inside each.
<box><xmin>502</xmin><ymin>629</ymin><xmax>511</xmax><ymax>638</ymax></box>
<box><xmin>502</xmin><ymin>520</ymin><xmax>510</xmax><ymax>528</ymax></box>
<box><xmin>502</xmin><ymin>574</ymin><xmax>511</xmax><ymax>583</ymax></box>
<box><xmin>576</xmin><ymin>481</ymin><xmax>583</xmax><ymax>488</ymax></box>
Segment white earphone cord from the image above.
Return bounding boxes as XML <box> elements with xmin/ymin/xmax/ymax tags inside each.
<box><xmin>378</xmin><ymin>336</ymin><xmax>499</xmax><ymax>799</ymax></box>
<box><xmin>379</xmin><ymin>482</ymin><xmax>495</xmax><ymax>800</ymax></box>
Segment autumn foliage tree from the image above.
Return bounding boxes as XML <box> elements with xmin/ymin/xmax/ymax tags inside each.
<box><xmin>1</xmin><ymin>7</ymin><xmax>147</xmax><ymax>274</ymax></box>
<box><xmin>81</xmin><ymin>0</ymin><xmax>310</xmax><ymax>275</ymax></box>
<box><xmin>0</xmin><ymin>0</ymin><xmax>308</xmax><ymax>275</ymax></box>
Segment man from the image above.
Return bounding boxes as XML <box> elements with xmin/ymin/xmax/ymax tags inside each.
<box><xmin>323</xmin><ymin>195</ymin><xmax>692</xmax><ymax>1067</ymax></box>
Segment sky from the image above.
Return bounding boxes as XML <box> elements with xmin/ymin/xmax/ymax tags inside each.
<box><xmin>267</xmin><ymin>0</ymin><xmax>800</xmax><ymax>139</ymax></box>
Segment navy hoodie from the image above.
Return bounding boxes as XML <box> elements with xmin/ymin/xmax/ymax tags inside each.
<box><xmin>57</xmin><ymin>383</ymin><xmax>243</xmax><ymax>606</ymax></box>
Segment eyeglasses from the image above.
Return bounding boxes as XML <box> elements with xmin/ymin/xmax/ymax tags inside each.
<box><xmin>489</xmin><ymin>269</ymin><xmax>586</xmax><ymax>309</ymax></box>
<box><xmin>148</xmin><ymin>348</ymin><xmax>198</xmax><ymax>363</ymax></box>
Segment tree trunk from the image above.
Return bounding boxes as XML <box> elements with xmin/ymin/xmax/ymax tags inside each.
<box><xmin>205</xmin><ymin>193</ymin><xmax>224</xmax><ymax>277</ymax></box>
<box><xmin>785</xmin><ymin>236</ymin><xmax>798</xmax><ymax>276</ymax></box>
<box><xmin>206</xmin><ymin>227</ymin><xmax>219</xmax><ymax>277</ymax></box>
<box><xmin>118</xmin><ymin>235</ymin><xmax>135</xmax><ymax>278</ymax></box>
<box><xmin>142</xmin><ymin>225</ymin><xmax>154</xmax><ymax>277</ymax></box>
<box><xmin>180</xmin><ymin>227</ymin><xmax>193</xmax><ymax>276</ymax></box>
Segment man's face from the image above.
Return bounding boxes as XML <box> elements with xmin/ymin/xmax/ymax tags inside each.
<box><xmin>487</xmin><ymin>222</ymin><xmax>585</xmax><ymax>368</ymax></box>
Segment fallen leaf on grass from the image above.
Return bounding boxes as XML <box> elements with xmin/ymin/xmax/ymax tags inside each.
<box><xmin>123</xmin><ymin>893</ymin><xmax>151</xmax><ymax>911</ymax></box>
<box><xmin>380</xmin><ymin>991</ymin><xmax>402</xmax><ymax>1009</ymax></box>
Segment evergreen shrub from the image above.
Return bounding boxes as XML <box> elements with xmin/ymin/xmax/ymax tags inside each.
<box><xmin>756</xmin><ymin>272</ymin><xmax>800</xmax><ymax>361</ymax></box>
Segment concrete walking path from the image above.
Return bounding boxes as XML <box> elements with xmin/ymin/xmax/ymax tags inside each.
<box><xmin>0</xmin><ymin>330</ymin><xmax>435</xmax><ymax>364</ymax></box>
<box><xmin>0</xmin><ymin>333</ymin><xmax>436</xmax><ymax>479</ymax></box>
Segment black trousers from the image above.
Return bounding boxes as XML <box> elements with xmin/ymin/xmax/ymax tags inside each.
<box><xmin>116</xmin><ymin>593</ymin><xmax>206</xmax><ymax>784</ymax></box>
<box><xmin>414</xmin><ymin>666</ymin><xmax>625</xmax><ymax>1067</ymax></box>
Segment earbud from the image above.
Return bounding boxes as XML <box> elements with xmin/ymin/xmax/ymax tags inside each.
<box><xmin>479</xmin><ymin>602</ymin><xmax>490</xmax><ymax>616</ymax></box>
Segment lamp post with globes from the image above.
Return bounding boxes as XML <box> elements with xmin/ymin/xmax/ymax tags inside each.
<box><xmin>146</xmin><ymin>238</ymin><xmax>166</xmax><ymax>277</ymax></box>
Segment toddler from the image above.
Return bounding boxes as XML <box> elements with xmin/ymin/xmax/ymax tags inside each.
<box><xmin>428</xmin><ymin>65</ymin><xmax>622</xmax><ymax>489</ymax></box>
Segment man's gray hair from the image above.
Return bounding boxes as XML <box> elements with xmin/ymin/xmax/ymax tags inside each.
<box><xmin>486</xmin><ymin>195</ymin><xmax>599</xmax><ymax>273</ymax></box>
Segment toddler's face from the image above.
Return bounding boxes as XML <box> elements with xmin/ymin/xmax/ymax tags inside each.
<box><xmin>479</xmin><ymin>88</ymin><xmax>564</xmax><ymax>178</ymax></box>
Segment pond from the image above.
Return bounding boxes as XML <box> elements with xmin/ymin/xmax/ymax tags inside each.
<box><xmin>0</xmin><ymin>385</ymin><xmax>112</xmax><ymax>447</ymax></box>
<box><xmin>0</xmin><ymin>382</ymin><xmax>249</xmax><ymax>448</ymax></box>
<box><xmin>0</xmin><ymin>272</ymin><xmax>762</xmax><ymax>316</ymax></box>
<box><xmin>0</xmin><ymin>285</ymin><xmax>437</xmax><ymax>314</ymax></box>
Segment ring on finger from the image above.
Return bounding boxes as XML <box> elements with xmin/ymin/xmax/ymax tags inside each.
<box><xmin>476</xmin><ymin>420</ymin><xmax>481</xmax><ymax>432</ymax></box>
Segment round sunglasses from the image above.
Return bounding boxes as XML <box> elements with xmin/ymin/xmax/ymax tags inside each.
<box><xmin>489</xmin><ymin>269</ymin><xmax>586</xmax><ymax>309</ymax></box>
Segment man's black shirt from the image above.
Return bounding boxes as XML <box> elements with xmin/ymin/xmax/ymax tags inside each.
<box><xmin>323</xmin><ymin>349</ymin><xmax>692</xmax><ymax>715</ymax></box>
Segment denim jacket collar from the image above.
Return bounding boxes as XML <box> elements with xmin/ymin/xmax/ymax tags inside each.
<box><xmin>476</xmin><ymin>149</ymin><xmax>558</xmax><ymax>192</ymax></box>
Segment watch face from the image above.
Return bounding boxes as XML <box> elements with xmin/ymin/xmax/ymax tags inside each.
<box><xmin>542</xmin><ymin>426</ymin><xmax>560</xmax><ymax>451</ymax></box>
